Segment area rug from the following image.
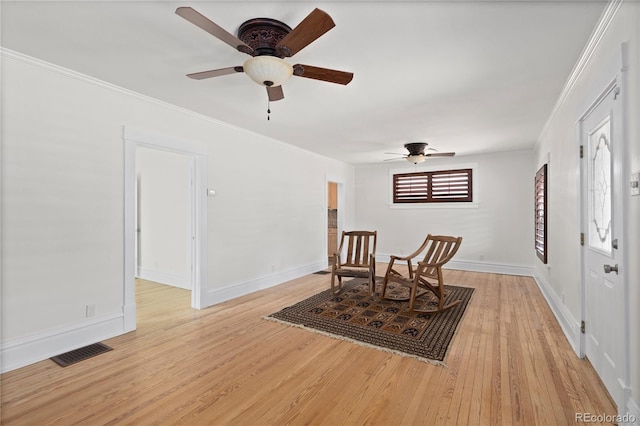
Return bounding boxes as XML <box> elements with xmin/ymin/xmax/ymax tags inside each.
<box><xmin>264</xmin><ymin>278</ymin><xmax>474</xmax><ymax>364</ymax></box>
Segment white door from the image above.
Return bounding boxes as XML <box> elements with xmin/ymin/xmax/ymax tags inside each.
<box><xmin>581</xmin><ymin>83</ymin><xmax>625</xmax><ymax>406</ymax></box>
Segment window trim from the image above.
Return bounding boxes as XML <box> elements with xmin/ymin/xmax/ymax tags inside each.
<box><xmin>393</xmin><ymin>168</ymin><xmax>473</xmax><ymax>204</ymax></box>
<box><xmin>535</xmin><ymin>163</ymin><xmax>548</xmax><ymax>264</ymax></box>
<box><xmin>389</xmin><ymin>163</ymin><xmax>478</xmax><ymax>208</ymax></box>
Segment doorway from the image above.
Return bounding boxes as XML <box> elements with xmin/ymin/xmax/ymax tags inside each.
<box><xmin>123</xmin><ymin>126</ymin><xmax>208</xmax><ymax>332</ymax></box>
<box><xmin>135</xmin><ymin>147</ymin><xmax>194</xmax><ymax>292</ymax></box>
<box><xmin>327</xmin><ymin>181</ymin><xmax>338</xmax><ymax>263</ymax></box>
<box><xmin>579</xmin><ymin>78</ymin><xmax>629</xmax><ymax>410</ymax></box>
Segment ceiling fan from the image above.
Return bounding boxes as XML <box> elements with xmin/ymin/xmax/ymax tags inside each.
<box><xmin>385</xmin><ymin>143</ymin><xmax>456</xmax><ymax>164</ymax></box>
<box><xmin>175</xmin><ymin>7</ymin><xmax>354</xmax><ymax>103</ymax></box>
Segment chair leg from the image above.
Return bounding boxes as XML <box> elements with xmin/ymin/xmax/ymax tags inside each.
<box><xmin>380</xmin><ymin>261</ymin><xmax>396</xmax><ymax>299</ymax></box>
<box><xmin>380</xmin><ymin>277</ymin><xmax>387</xmax><ymax>298</ymax></box>
<box><xmin>330</xmin><ymin>276</ymin><xmax>343</xmax><ymax>295</ymax></box>
<box><xmin>370</xmin><ymin>261</ymin><xmax>376</xmax><ymax>295</ymax></box>
<box><xmin>436</xmin><ymin>269</ymin><xmax>444</xmax><ymax>311</ymax></box>
<box><xmin>330</xmin><ymin>262</ymin><xmax>338</xmax><ymax>295</ymax></box>
<box><xmin>330</xmin><ymin>255</ymin><xmax>341</xmax><ymax>295</ymax></box>
<box><xmin>408</xmin><ymin>278</ymin><xmax>419</xmax><ymax>312</ymax></box>
<box><xmin>368</xmin><ymin>267</ymin><xmax>375</xmax><ymax>295</ymax></box>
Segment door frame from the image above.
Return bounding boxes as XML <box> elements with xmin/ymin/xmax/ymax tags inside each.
<box><xmin>577</xmin><ymin>53</ymin><xmax>630</xmax><ymax>411</ymax></box>
<box><xmin>123</xmin><ymin>126</ymin><xmax>208</xmax><ymax>332</ymax></box>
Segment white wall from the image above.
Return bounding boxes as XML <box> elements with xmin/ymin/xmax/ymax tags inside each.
<box><xmin>533</xmin><ymin>0</ymin><xmax>639</xmax><ymax>418</ymax></box>
<box><xmin>354</xmin><ymin>150</ymin><xmax>535</xmax><ymax>274</ymax></box>
<box><xmin>0</xmin><ymin>50</ymin><xmax>355</xmax><ymax>371</ymax></box>
<box><xmin>136</xmin><ymin>147</ymin><xmax>192</xmax><ymax>289</ymax></box>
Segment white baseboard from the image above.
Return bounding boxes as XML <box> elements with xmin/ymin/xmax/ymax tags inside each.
<box><xmin>533</xmin><ymin>274</ymin><xmax>640</xmax><ymax>423</ymax></box>
<box><xmin>624</xmin><ymin>397</ymin><xmax>640</xmax><ymax>425</ymax></box>
<box><xmin>532</xmin><ymin>272</ymin><xmax>581</xmax><ymax>355</ymax></box>
<box><xmin>123</xmin><ymin>302</ymin><xmax>137</xmax><ymax>333</ymax></box>
<box><xmin>377</xmin><ymin>254</ymin><xmax>579</xmax><ymax>353</ymax></box>
<box><xmin>375</xmin><ymin>254</ymin><xmax>534</xmax><ymax>277</ymax></box>
<box><xmin>137</xmin><ymin>267</ymin><xmax>190</xmax><ymax>290</ymax></box>
<box><xmin>204</xmin><ymin>260</ymin><xmax>327</xmax><ymax>307</ymax></box>
<box><xmin>446</xmin><ymin>259</ymin><xmax>533</xmax><ymax>276</ymax></box>
<box><xmin>2</xmin><ymin>258</ymin><xmax>326</xmax><ymax>372</ymax></box>
<box><xmin>1</xmin><ymin>312</ymin><xmax>126</xmax><ymax>373</ymax></box>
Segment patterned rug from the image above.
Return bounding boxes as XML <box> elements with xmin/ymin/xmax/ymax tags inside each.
<box><xmin>265</xmin><ymin>278</ymin><xmax>474</xmax><ymax>364</ymax></box>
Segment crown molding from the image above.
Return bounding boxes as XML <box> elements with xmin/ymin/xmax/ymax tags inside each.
<box><xmin>0</xmin><ymin>47</ymin><xmax>322</xmax><ymax>158</ymax></box>
<box><xmin>537</xmin><ymin>0</ymin><xmax>623</xmax><ymax>142</ymax></box>
<box><xmin>0</xmin><ymin>47</ymin><xmax>236</xmax><ymax>125</ymax></box>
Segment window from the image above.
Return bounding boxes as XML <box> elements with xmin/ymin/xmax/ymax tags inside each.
<box><xmin>535</xmin><ymin>164</ymin><xmax>547</xmax><ymax>263</ymax></box>
<box><xmin>393</xmin><ymin>168</ymin><xmax>473</xmax><ymax>204</ymax></box>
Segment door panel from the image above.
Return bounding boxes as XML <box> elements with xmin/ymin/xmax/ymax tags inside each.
<box><xmin>581</xmin><ymin>84</ymin><xmax>624</xmax><ymax>405</ymax></box>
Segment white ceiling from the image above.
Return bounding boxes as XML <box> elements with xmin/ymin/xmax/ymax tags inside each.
<box><xmin>1</xmin><ymin>1</ymin><xmax>607</xmax><ymax>164</ymax></box>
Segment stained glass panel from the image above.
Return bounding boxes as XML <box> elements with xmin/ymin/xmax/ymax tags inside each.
<box><xmin>587</xmin><ymin>117</ymin><xmax>612</xmax><ymax>255</ymax></box>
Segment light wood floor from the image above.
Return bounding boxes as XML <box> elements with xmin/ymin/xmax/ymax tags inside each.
<box><xmin>1</xmin><ymin>269</ymin><xmax>616</xmax><ymax>425</ymax></box>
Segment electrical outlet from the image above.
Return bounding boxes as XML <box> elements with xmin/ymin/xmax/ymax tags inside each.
<box><xmin>86</xmin><ymin>304</ymin><xmax>96</xmax><ymax>318</ymax></box>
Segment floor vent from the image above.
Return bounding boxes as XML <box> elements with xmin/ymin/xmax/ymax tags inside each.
<box><xmin>313</xmin><ymin>270</ymin><xmax>331</xmax><ymax>275</ymax></box>
<box><xmin>50</xmin><ymin>342</ymin><xmax>113</xmax><ymax>367</ymax></box>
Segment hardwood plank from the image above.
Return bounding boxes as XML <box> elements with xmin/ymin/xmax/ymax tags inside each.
<box><xmin>0</xmin><ymin>271</ymin><xmax>617</xmax><ymax>425</ymax></box>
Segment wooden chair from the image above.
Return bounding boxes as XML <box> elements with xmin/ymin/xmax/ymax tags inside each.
<box><xmin>331</xmin><ymin>231</ymin><xmax>377</xmax><ymax>295</ymax></box>
<box><xmin>381</xmin><ymin>234</ymin><xmax>462</xmax><ymax>313</ymax></box>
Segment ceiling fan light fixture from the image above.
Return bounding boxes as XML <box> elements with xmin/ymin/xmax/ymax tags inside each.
<box><xmin>406</xmin><ymin>155</ymin><xmax>426</xmax><ymax>164</ymax></box>
<box><xmin>243</xmin><ymin>56</ymin><xmax>293</xmax><ymax>87</ymax></box>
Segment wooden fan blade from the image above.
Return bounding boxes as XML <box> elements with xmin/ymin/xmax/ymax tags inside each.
<box><xmin>276</xmin><ymin>8</ymin><xmax>335</xmax><ymax>57</ymax></box>
<box><xmin>425</xmin><ymin>152</ymin><xmax>456</xmax><ymax>157</ymax></box>
<box><xmin>383</xmin><ymin>157</ymin><xmax>406</xmax><ymax>162</ymax></box>
<box><xmin>176</xmin><ymin>7</ymin><xmax>254</xmax><ymax>55</ymax></box>
<box><xmin>292</xmin><ymin>64</ymin><xmax>353</xmax><ymax>85</ymax></box>
<box><xmin>187</xmin><ymin>66</ymin><xmax>244</xmax><ymax>80</ymax></box>
<box><xmin>267</xmin><ymin>85</ymin><xmax>284</xmax><ymax>102</ymax></box>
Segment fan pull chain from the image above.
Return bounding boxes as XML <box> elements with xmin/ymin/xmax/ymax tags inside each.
<box><xmin>267</xmin><ymin>101</ymin><xmax>271</xmax><ymax>121</ymax></box>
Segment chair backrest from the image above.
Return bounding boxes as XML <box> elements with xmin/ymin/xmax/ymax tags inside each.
<box><xmin>338</xmin><ymin>231</ymin><xmax>377</xmax><ymax>267</ymax></box>
<box><xmin>418</xmin><ymin>234</ymin><xmax>462</xmax><ymax>275</ymax></box>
